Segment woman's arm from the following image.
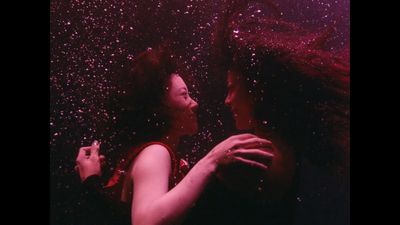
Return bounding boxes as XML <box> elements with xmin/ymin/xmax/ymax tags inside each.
<box><xmin>130</xmin><ymin>145</ymin><xmax>215</xmax><ymax>225</ymax></box>
<box><xmin>131</xmin><ymin>134</ymin><xmax>275</xmax><ymax>225</ymax></box>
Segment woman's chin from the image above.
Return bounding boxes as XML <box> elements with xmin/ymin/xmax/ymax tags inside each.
<box><xmin>188</xmin><ymin>128</ymin><xmax>198</xmax><ymax>136</ymax></box>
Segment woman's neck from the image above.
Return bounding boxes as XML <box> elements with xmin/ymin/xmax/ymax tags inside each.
<box><xmin>253</xmin><ymin>121</ymin><xmax>297</xmax><ymax>200</ymax></box>
<box><xmin>254</xmin><ymin>122</ymin><xmax>274</xmax><ymax>139</ymax></box>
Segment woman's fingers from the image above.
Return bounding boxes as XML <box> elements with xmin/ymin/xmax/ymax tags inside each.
<box><xmin>76</xmin><ymin>141</ymin><xmax>101</xmax><ymax>170</ymax></box>
<box><xmin>232</xmin><ymin>149</ymin><xmax>274</xmax><ymax>166</ymax></box>
<box><xmin>90</xmin><ymin>141</ymin><xmax>100</xmax><ymax>158</ymax></box>
<box><xmin>76</xmin><ymin>146</ymin><xmax>92</xmax><ymax>161</ymax></box>
<box><xmin>234</xmin><ymin>137</ymin><xmax>273</xmax><ymax>150</ymax></box>
<box><xmin>234</xmin><ymin>156</ymin><xmax>269</xmax><ymax>171</ymax></box>
<box><xmin>232</xmin><ymin>149</ymin><xmax>274</xmax><ymax>158</ymax></box>
<box><xmin>230</xmin><ymin>133</ymin><xmax>258</xmax><ymax>141</ymax></box>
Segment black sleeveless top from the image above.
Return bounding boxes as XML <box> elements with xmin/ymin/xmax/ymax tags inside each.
<box><xmin>76</xmin><ymin>142</ymin><xmax>189</xmax><ymax>225</ymax></box>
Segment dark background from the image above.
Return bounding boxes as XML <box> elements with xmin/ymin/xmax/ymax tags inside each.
<box><xmin>50</xmin><ymin>0</ymin><xmax>349</xmax><ymax>224</ymax></box>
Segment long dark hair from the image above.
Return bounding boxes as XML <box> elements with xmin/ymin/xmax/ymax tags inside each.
<box><xmin>212</xmin><ymin>0</ymin><xmax>349</xmax><ymax>172</ymax></box>
<box><xmin>108</xmin><ymin>46</ymin><xmax>179</xmax><ymax>152</ymax></box>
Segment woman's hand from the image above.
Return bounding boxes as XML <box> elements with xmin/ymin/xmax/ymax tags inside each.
<box><xmin>206</xmin><ymin>133</ymin><xmax>275</xmax><ymax>173</ymax></box>
<box><xmin>207</xmin><ymin>134</ymin><xmax>278</xmax><ymax>199</ymax></box>
<box><xmin>75</xmin><ymin>140</ymin><xmax>105</xmax><ymax>182</ymax></box>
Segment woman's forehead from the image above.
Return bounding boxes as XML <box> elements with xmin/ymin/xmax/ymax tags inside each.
<box><xmin>170</xmin><ymin>74</ymin><xmax>187</xmax><ymax>91</ymax></box>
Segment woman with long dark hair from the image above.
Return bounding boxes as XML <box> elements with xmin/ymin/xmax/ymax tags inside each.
<box><xmin>193</xmin><ymin>0</ymin><xmax>349</xmax><ymax>224</ymax></box>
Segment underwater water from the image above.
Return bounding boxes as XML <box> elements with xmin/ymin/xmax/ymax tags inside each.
<box><xmin>50</xmin><ymin>0</ymin><xmax>349</xmax><ymax>224</ymax></box>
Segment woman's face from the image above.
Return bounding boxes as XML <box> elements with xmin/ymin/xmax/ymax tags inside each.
<box><xmin>165</xmin><ymin>74</ymin><xmax>199</xmax><ymax>136</ymax></box>
<box><xmin>225</xmin><ymin>70</ymin><xmax>255</xmax><ymax>130</ymax></box>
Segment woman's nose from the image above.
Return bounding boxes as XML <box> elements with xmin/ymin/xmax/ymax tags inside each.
<box><xmin>225</xmin><ymin>95</ymin><xmax>232</xmax><ymax>106</ymax></box>
<box><xmin>191</xmin><ymin>99</ymin><xmax>199</xmax><ymax>112</ymax></box>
